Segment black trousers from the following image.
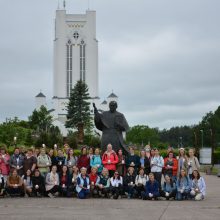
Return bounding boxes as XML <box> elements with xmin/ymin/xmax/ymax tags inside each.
<box><xmin>160</xmin><ymin>190</ymin><xmax>176</xmax><ymax>200</ymax></box>
<box><xmin>152</xmin><ymin>172</ymin><xmax>162</xmax><ymax>189</ymax></box>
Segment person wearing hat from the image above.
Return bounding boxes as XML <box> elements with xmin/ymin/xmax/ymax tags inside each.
<box><xmin>76</xmin><ymin>167</ymin><xmax>90</xmax><ymax>199</ymax></box>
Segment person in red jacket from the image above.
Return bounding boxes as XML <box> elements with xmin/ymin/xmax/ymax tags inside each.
<box><xmin>89</xmin><ymin>167</ymin><xmax>99</xmax><ymax>197</ymax></box>
<box><xmin>102</xmin><ymin>144</ymin><xmax>119</xmax><ymax>177</ymax></box>
<box><xmin>77</xmin><ymin>147</ymin><xmax>90</xmax><ymax>171</ymax></box>
<box><xmin>163</xmin><ymin>151</ymin><xmax>178</xmax><ymax>182</ymax></box>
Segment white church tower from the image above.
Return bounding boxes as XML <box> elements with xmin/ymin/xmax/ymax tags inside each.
<box><xmin>52</xmin><ymin>6</ymin><xmax>99</xmax><ymax>133</ymax></box>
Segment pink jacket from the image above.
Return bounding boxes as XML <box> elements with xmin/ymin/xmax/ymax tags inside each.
<box><xmin>0</xmin><ymin>153</ymin><xmax>10</xmax><ymax>175</ymax></box>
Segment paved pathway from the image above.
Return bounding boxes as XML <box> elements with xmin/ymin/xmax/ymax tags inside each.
<box><xmin>0</xmin><ymin>174</ymin><xmax>219</xmax><ymax>220</ymax></box>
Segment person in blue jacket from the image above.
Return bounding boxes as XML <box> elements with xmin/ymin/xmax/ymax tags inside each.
<box><xmin>76</xmin><ymin>167</ymin><xmax>90</xmax><ymax>199</ymax></box>
<box><xmin>176</xmin><ymin>169</ymin><xmax>191</xmax><ymax>200</ymax></box>
<box><xmin>90</xmin><ymin>148</ymin><xmax>103</xmax><ymax>174</ymax></box>
<box><xmin>142</xmin><ymin>173</ymin><xmax>160</xmax><ymax>200</ymax></box>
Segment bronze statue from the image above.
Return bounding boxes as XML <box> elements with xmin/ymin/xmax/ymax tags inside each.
<box><xmin>93</xmin><ymin>101</ymin><xmax>129</xmax><ymax>153</ymax></box>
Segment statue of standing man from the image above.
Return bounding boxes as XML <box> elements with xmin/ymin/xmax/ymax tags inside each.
<box><xmin>93</xmin><ymin>101</ymin><xmax>129</xmax><ymax>153</ymax></box>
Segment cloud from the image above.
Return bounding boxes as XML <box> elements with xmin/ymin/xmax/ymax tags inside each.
<box><xmin>0</xmin><ymin>0</ymin><xmax>220</xmax><ymax>130</ymax></box>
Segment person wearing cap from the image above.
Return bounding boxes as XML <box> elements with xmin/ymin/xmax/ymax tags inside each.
<box><xmin>126</xmin><ymin>146</ymin><xmax>140</xmax><ymax>174</ymax></box>
<box><xmin>135</xmin><ymin>168</ymin><xmax>148</xmax><ymax>198</ymax></box>
<box><xmin>76</xmin><ymin>167</ymin><xmax>90</xmax><ymax>199</ymax></box>
<box><xmin>142</xmin><ymin>173</ymin><xmax>160</xmax><ymax>200</ymax></box>
<box><xmin>150</xmin><ymin>148</ymin><xmax>164</xmax><ymax>189</ymax></box>
<box><xmin>102</xmin><ymin>144</ymin><xmax>119</xmax><ymax>177</ymax></box>
<box><xmin>177</xmin><ymin>148</ymin><xmax>188</xmax><ymax>176</ymax></box>
<box><xmin>110</xmin><ymin>171</ymin><xmax>123</xmax><ymax>199</ymax></box>
<box><xmin>123</xmin><ymin>166</ymin><xmax>136</xmax><ymax>199</ymax></box>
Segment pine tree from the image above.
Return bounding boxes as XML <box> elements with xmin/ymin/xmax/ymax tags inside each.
<box><xmin>65</xmin><ymin>80</ymin><xmax>92</xmax><ymax>143</ymax></box>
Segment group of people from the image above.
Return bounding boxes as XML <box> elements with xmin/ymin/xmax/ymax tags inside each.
<box><xmin>0</xmin><ymin>144</ymin><xmax>206</xmax><ymax>201</ymax></box>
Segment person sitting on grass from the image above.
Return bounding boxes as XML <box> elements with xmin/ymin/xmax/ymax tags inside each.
<box><xmin>142</xmin><ymin>173</ymin><xmax>160</xmax><ymax>200</ymax></box>
<box><xmin>76</xmin><ymin>167</ymin><xmax>90</xmax><ymax>199</ymax></box>
<box><xmin>135</xmin><ymin>168</ymin><xmax>148</xmax><ymax>198</ymax></box>
<box><xmin>160</xmin><ymin>175</ymin><xmax>176</xmax><ymax>200</ymax></box>
<box><xmin>124</xmin><ymin>166</ymin><xmax>136</xmax><ymax>199</ymax></box>
<box><xmin>110</xmin><ymin>171</ymin><xmax>123</xmax><ymax>199</ymax></box>
<box><xmin>96</xmin><ymin>168</ymin><xmax>110</xmax><ymax>198</ymax></box>
<box><xmin>176</xmin><ymin>169</ymin><xmax>191</xmax><ymax>201</ymax></box>
<box><xmin>22</xmin><ymin>169</ymin><xmax>33</xmax><ymax>197</ymax></box>
<box><xmin>89</xmin><ymin>166</ymin><xmax>99</xmax><ymax>197</ymax></box>
<box><xmin>32</xmin><ymin>169</ymin><xmax>45</xmax><ymax>197</ymax></box>
<box><xmin>45</xmin><ymin>165</ymin><xmax>61</xmax><ymax>198</ymax></box>
<box><xmin>190</xmin><ymin>170</ymin><xmax>206</xmax><ymax>201</ymax></box>
<box><xmin>6</xmin><ymin>169</ymin><xmax>24</xmax><ymax>197</ymax></box>
<box><xmin>59</xmin><ymin>165</ymin><xmax>71</xmax><ymax>197</ymax></box>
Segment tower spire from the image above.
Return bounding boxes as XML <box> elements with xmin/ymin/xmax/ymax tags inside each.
<box><xmin>63</xmin><ymin>0</ymin><xmax>66</xmax><ymax>9</ymax></box>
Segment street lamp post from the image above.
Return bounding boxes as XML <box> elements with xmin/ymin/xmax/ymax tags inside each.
<box><xmin>13</xmin><ymin>136</ymin><xmax>17</xmax><ymax>147</ymax></box>
<box><xmin>179</xmin><ymin>137</ymin><xmax>183</xmax><ymax>148</ymax></box>
<box><xmin>200</xmin><ymin>130</ymin><xmax>204</xmax><ymax>148</ymax></box>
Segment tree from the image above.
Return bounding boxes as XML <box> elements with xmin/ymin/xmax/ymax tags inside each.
<box><xmin>29</xmin><ymin>106</ymin><xmax>53</xmax><ymax>132</ymax></box>
<box><xmin>65</xmin><ymin>80</ymin><xmax>92</xmax><ymax>143</ymax></box>
<box><xmin>126</xmin><ymin>125</ymin><xmax>159</xmax><ymax>147</ymax></box>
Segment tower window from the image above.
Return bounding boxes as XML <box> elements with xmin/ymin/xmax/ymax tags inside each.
<box><xmin>66</xmin><ymin>42</ymin><xmax>73</xmax><ymax>97</ymax></box>
<box><xmin>80</xmin><ymin>40</ymin><xmax>86</xmax><ymax>81</ymax></box>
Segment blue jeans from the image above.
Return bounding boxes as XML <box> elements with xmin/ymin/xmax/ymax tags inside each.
<box><xmin>176</xmin><ymin>190</ymin><xmax>190</xmax><ymax>200</ymax></box>
<box><xmin>78</xmin><ymin>189</ymin><xmax>90</xmax><ymax>199</ymax></box>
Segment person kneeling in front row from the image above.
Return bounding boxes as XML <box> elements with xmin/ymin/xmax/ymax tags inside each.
<box><xmin>6</xmin><ymin>169</ymin><xmax>24</xmax><ymax>197</ymax></box>
<box><xmin>142</xmin><ymin>173</ymin><xmax>160</xmax><ymax>200</ymax></box>
<box><xmin>160</xmin><ymin>175</ymin><xmax>176</xmax><ymax>200</ymax></box>
<box><xmin>176</xmin><ymin>169</ymin><xmax>191</xmax><ymax>201</ymax></box>
<box><xmin>96</xmin><ymin>168</ymin><xmax>110</xmax><ymax>198</ymax></box>
<box><xmin>110</xmin><ymin>171</ymin><xmax>123</xmax><ymax>199</ymax></box>
<box><xmin>76</xmin><ymin>167</ymin><xmax>90</xmax><ymax>199</ymax></box>
<box><xmin>45</xmin><ymin>165</ymin><xmax>61</xmax><ymax>198</ymax></box>
<box><xmin>190</xmin><ymin>170</ymin><xmax>206</xmax><ymax>201</ymax></box>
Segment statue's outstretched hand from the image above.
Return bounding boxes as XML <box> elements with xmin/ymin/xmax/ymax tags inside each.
<box><xmin>93</xmin><ymin>103</ymin><xmax>98</xmax><ymax>114</ymax></box>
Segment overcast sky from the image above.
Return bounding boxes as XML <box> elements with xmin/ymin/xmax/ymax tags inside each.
<box><xmin>0</xmin><ymin>0</ymin><xmax>220</xmax><ymax>129</ymax></box>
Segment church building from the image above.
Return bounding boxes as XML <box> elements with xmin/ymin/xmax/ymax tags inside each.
<box><xmin>35</xmin><ymin>5</ymin><xmax>118</xmax><ymax>136</ymax></box>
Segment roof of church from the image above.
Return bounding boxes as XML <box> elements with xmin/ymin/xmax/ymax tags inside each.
<box><xmin>101</xmin><ymin>100</ymin><xmax>107</xmax><ymax>105</ymax></box>
<box><xmin>35</xmin><ymin>92</ymin><xmax>46</xmax><ymax>98</ymax></box>
<box><xmin>107</xmin><ymin>92</ymin><xmax>118</xmax><ymax>98</ymax></box>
